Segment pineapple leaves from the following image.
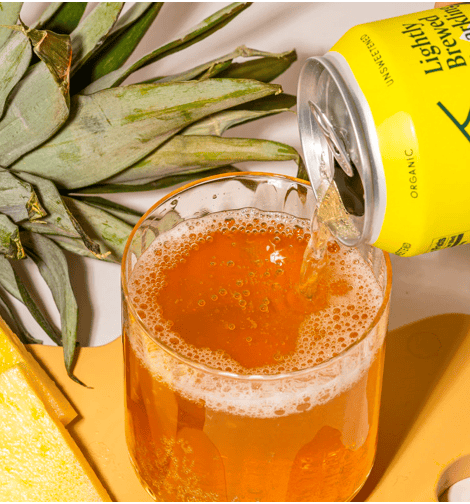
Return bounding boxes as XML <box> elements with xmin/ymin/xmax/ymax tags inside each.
<box><xmin>62</xmin><ymin>197</ymin><xmax>134</xmax><ymax>262</ymax></box>
<box><xmin>0</xmin><ymin>256</ymin><xmax>40</xmax><ymax>345</ymax></box>
<box><xmin>14</xmin><ymin>267</ymin><xmax>62</xmax><ymax>346</ymax></box>
<box><xmin>73</xmin><ymin>166</ymin><xmax>243</xmax><ymax>194</ymax></box>
<box><xmin>0</xmin><ymin>232</ymin><xmax>82</xmax><ymax>380</ymax></box>
<box><xmin>105</xmin><ymin>136</ymin><xmax>301</xmax><ymax>185</ymax></box>
<box><xmin>0</xmin><ymin>215</ymin><xmax>24</xmax><ymax>259</ymax></box>
<box><xmin>0</xmin><ymin>287</ymin><xmax>41</xmax><ymax>344</ymax></box>
<box><xmin>0</xmin><ymin>253</ymin><xmax>61</xmax><ymax>345</ymax></box>
<box><xmin>0</xmin><ymin>61</ymin><xmax>69</xmax><ymax>166</ymax></box>
<box><xmin>0</xmin><ymin>32</ymin><xmax>31</xmax><ymax>119</ymax></box>
<box><xmin>109</xmin><ymin>2</ymin><xmax>155</xmax><ymax>34</ymax></box>
<box><xmin>74</xmin><ymin>3</ymin><xmax>163</xmax><ymax>88</ymax></box>
<box><xmin>14</xmin><ymin>172</ymin><xmax>104</xmax><ymax>259</ymax></box>
<box><xmin>182</xmin><ymin>96</ymin><xmax>296</xmax><ymax>136</ymax></box>
<box><xmin>11</xmin><ymin>79</ymin><xmax>282</xmax><ymax>189</ymax></box>
<box><xmin>48</xmin><ymin>235</ymin><xmax>115</xmax><ymax>262</ymax></box>
<box><xmin>35</xmin><ymin>2</ymin><xmax>87</xmax><ymax>34</ymax></box>
<box><xmin>72</xmin><ymin>196</ymin><xmax>141</xmax><ymax>227</ymax></box>
<box><xmin>0</xmin><ymin>1</ymin><xmax>301</xmax><ymax>383</ymax></box>
<box><xmin>70</xmin><ymin>2</ymin><xmax>123</xmax><ymax>75</ymax></box>
<box><xmin>297</xmin><ymin>157</ymin><xmax>309</xmax><ymax>181</ymax></box>
<box><xmin>217</xmin><ymin>49</ymin><xmax>297</xmax><ymax>83</ymax></box>
<box><xmin>90</xmin><ymin>2</ymin><xmax>162</xmax><ymax>80</ymax></box>
<box><xmin>0</xmin><ymin>2</ymin><xmax>22</xmax><ymax>49</ymax></box>
<box><xmin>3</xmin><ymin>22</ymin><xmax>72</xmax><ymax>104</ymax></box>
<box><xmin>232</xmin><ymin>93</ymin><xmax>296</xmax><ymax>112</ymax></box>
<box><xmin>0</xmin><ymin>254</ymin><xmax>21</xmax><ymax>300</ymax></box>
<box><xmin>183</xmin><ymin>109</ymin><xmax>281</xmax><ymax>136</ymax></box>
<box><xmin>0</xmin><ymin>169</ymin><xmax>46</xmax><ymax>223</ymax></box>
<box><xmin>22</xmin><ymin>232</ymin><xmax>80</xmax><ymax>382</ymax></box>
<box><xmin>82</xmin><ymin>2</ymin><xmax>252</xmax><ymax>94</ymax></box>
<box><xmin>0</xmin><ymin>13</ymin><xmax>73</xmax><ymax>165</ymax></box>
<box><xmin>140</xmin><ymin>46</ymin><xmax>294</xmax><ymax>85</ymax></box>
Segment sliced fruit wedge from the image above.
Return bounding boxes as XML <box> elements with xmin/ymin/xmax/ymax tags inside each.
<box><xmin>0</xmin><ymin>315</ymin><xmax>77</xmax><ymax>425</ymax></box>
<box><xmin>0</xmin><ymin>364</ymin><xmax>110</xmax><ymax>501</ymax></box>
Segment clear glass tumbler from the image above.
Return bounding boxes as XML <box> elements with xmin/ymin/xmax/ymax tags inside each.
<box><xmin>121</xmin><ymin>172</ymin><xmax>392</xmax><ymax>502</ymax></box>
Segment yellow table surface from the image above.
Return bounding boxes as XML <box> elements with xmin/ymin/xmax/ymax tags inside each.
<box><xmin>28</xmin><ymin>313</ymin><xmax>470</xmax><ymax>502</ymax></box>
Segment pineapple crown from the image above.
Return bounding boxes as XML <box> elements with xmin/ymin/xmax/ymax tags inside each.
<box><xmin>0</xmin><ymin>2</ymin><xmax>301</xmax><ymax>382</ymax></box>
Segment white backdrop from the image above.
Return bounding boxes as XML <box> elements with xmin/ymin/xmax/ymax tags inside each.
<box><xmin>17</xmin><ymin>2</ymin><xmax>470</xmax><ymax>348</ymax></box>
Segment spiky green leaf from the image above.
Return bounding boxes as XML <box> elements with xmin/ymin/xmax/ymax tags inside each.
<box><xmin>0</xmin><ymin>287</ymin><xmax>41</xmax><ymax>344</ymax></box>
<box><xmin>183</xmin><ymin>103</ymin><xmax>295</xmax><ymax>136</ymax></box>
<box><xmin>0</xmin><ymin>2</ymin><xmax>21</xmax><ymax>49</ymax></box>
<box><xmin>0</xmin><ymin>252</ymin><xmax>45</xmax><ymax>344</ymax></box>
<box><xmin>297</xmin><ymin>157</ymin><xmax>309</xmax><ymax>181</ymax></box>
<box><xmin>198</xmin><ymin>61</ymin><xmax>233</xmax><ymax>80</ymax></box>
<box><xmin>218</xmin><ymin>49</ymin><xmax>297</xmax><ymax>82</ymax></box>
<box><xmin>0</xmin><ymin>22</ymin><xmax>72</xmax><ymax>104</ymax></box>
<box><xmin>140</xmin><ymin>46</ymin><xmax>291</xmax><ymax>85</ymax></box>
<box><xmin>0</xmin><ymin>31</ymin><xmax>31</xmax><ymax>118</ymax></box>
<box><xmin>110</xmin><ymin>2</ymin><xmax>154</xmax><ymax>34</ymax></box>
<box><xmin>140</xmin><ymin>56</ymin><xmax>233</xmax><ymax>85</ymax></box>
<box><xmin>0</xmin><ymin>215</ymin><xmax>24</xmax><ymax>259</ymax></box>
<box><xmin>73</xmin><ymin>196</ymin><xmax>141</xmax><ymax>226</ymax></box>
<box><xmin>24</xmin><ymin>28</ymin><xmax>71</xmax><ymax>104</ymax></box>
<box><xmin>22</xmin><ymin>232</ymin><xmax>78</xmax><ymax>377</ymax></box>
<box><xmin>38</xmin><ymin>2</ymin><xmax>86</xmax><ymax>34</ymax></box>
<box><xmin>0</xmin><ymin>256</ymin><xmax>40</xmax><ymax>345</ymax></box>
<box><xmin>62</xmin><ymin>196</ymin><xmax>133</xmax><ymax>261</ymax></box>
<box><xmin>83</xmin><ymin>2</ymin><xmax>252</xmax><ymax>94</ymax></box>
<box><xmin>106</xmin><ymin>135</ymin><xmax>300</xmax><ymax>185</ymax></box>
<box><xmin>0</xmin><ymin>253</ymin><xmax>20</xmax><ymax>300</ymax></box>
<box><xmin>72</xmin><ymin>166</ymin><xmax>242</xmax><ymax>194</ymax></box>
<box><xmin>0</xmin><ymin>61</ymin><xmax>69</xmax><ymax>166</ymax></box>
<box><xmin>14</xmin><ymin>172</ymin><xmax>103</xmax><ymax>258</ymax></box>
<box><xmin>0</xmin><ymin>254</ymin><xmax>43</xmax><ymax>342</ymax></box>
<box><xmin>75</xmin><ymin>3</ymin><xmax>163</xmax><ymax>88</ymax></box>
<box><xmin>232</xmin><ymin>93</ymin><xmax>296</xmax><ymax>112</ymax></box>
<box><xmin>0</xmin><ymin>169</ymin><xmax>46</xmax><ymax>222</ymax></box>
<box><xmin>11</xmin><ymin>79</ymin><xmax>281</xmax><ymax>189</ymax></box>
<box><xmin>92</xmin><ymin>2</ymin><xmax>162</xmax><ymax>79</ymax></box>
<box><xmin>70</xmin><ymin>2</ymin><xmax>123</xmax><ymax>75</ymax></box>
<box><xmin>48</xmin><ymin>235</ymin><xmax>114</xmax><ymax>262</ymax></box>
<box><xmin>12</xmin><ymin>265</ymin><xmax>62</xmax><ymax>345</ymax></box>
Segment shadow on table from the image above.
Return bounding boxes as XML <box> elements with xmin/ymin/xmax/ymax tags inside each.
<box><xmin>355</xmin><ymin>313</ymin><xmax>470</xmax><ymax>502</ymax></box>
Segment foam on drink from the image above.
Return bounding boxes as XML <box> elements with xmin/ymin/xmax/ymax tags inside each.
<box><xmin>127</xmin><ymin>209</ymin><xmax>385</xmax><ymax>418</ymax></box>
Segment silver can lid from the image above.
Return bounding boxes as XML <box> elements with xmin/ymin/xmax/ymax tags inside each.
<box><xmin>297</xmin><ymin>55</ymin><xmax>376</xmax><ymax>247</ymax></box>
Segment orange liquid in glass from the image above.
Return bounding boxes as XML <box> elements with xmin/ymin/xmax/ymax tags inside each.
<box><xmin>124</xmin><ymin>210</ymin><xmax>386</xmax><ymax>501</ymax></box>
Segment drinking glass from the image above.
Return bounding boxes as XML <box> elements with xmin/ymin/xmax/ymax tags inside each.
<box><xmin>121</xmin><ymin>172</ymin><xmax>392</xmax><ymax>501</ymax></box>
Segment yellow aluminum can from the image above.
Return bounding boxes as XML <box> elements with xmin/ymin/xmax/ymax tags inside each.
<box><xmin>298</xmin><ymin>4</ymin><xmax>470</xmax><ymax>256</ymax></box>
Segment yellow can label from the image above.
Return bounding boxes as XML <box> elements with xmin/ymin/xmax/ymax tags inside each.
<box><xmin>331</xmin><ymin>4</ymin><xmax>470</xmax><ymax>256</ymax></box>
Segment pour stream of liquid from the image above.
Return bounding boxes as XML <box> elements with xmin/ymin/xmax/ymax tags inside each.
<box><xmin>300</xmin><ymin>181</ymin><xmax>339</xmax><ymax>298</ymax></box>
<box><xmin>300</xmin><ymin>178</ymin><xmax>360</xmax><ymax>299</ymax></box>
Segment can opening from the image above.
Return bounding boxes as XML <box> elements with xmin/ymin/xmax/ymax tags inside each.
<box><xmin>334</xmin><ymin>158</ymin><xmax>365</xmax><ymax>217</ymax></box>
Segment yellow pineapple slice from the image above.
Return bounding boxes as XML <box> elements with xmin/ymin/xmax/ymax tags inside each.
<box><xmin>0</xmin><ymin>316</ymin><xmax>77</xmax><ymax>425</ymax></box>
<box><xmin>0</xmin><ymin>365</ymin><xmax>110</xmax><ymax>501</ymax></box>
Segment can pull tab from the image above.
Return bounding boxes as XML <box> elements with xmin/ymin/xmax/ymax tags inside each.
<box><xmin>308</xmin><ymin>100</ymin><xmax>354</xmax><ymax>177</ymax></box>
